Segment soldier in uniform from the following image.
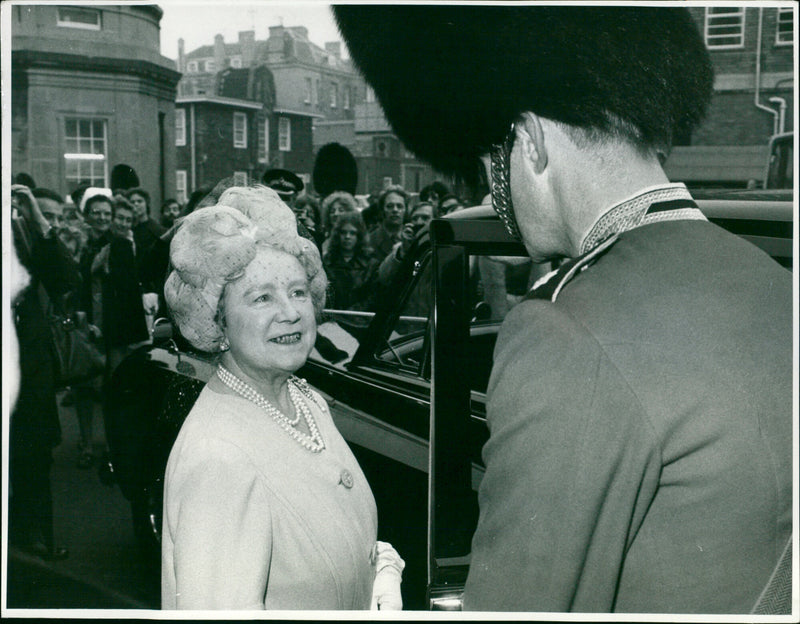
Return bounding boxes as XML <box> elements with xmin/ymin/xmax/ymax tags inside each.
<box><xmin>334</xmin><ymin>6</ymin><xmax>793</xmax><ymax>614</ymax></box>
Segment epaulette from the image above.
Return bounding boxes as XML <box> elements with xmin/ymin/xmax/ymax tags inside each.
<box><xmin>527</xmin><ymin>234</ymin><xmax>619</xmax><ymax>302</ymax></box>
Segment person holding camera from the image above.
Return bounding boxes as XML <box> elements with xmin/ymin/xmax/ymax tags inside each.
<box><xmin>10</xmin><ymin>184</ymin><xmax>80</xmax><ymax>560</ymax></box>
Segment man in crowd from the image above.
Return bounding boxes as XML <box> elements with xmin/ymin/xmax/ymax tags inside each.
<box><xmin>160</xmin><ymin>198</ymin><xmax>181</xmax><ymax>229</ymax></box>
<box><xmin>262</xmin><ymin>168</ymin><xmax>304</xmax><ymax>210</ymax></box>
<box><xmin>32</xmin><ymin>188</ymin><xmax>65</xmax><ymax>231</ymax></box>
<box><xmin>335</xmin><ymin>5</ymin><xmax>792</xmax><ymax>613</ymax></box>
<box><xmin>368</xmin><ymin>185</ymin><xmax>408</xmax><ymax>262</ymax></box>
<box><xmin>10</xmin><ymin>184</ymin><xmax>80</xmax><ymax>560</ymax></box>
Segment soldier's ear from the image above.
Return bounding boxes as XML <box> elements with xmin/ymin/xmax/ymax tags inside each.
<box><xmin>516</xmin><ymin>112</ymin><xmax>548</xmax><ymax>175</ymax></box>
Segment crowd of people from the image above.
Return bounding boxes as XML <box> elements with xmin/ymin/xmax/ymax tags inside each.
<box><xmin>7</xmin><ymin>158</ymin><xmax>472</xmax><ymax>567</ymax></box>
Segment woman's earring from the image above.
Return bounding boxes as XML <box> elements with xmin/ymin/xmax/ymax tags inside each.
<box><xmin>219</xmin><ymin>336</ymin><xmax>230</xmax><ymax>352</ymax></box>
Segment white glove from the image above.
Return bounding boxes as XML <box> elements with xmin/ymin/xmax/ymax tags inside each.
<box><xmin>142</xmin><ymin>292</ymin><xmax>159</xmax><ymax>315</ymax></box>
<box><xmin>370</xmin><ymin>541</ymin><xmax>404</xmax><ymax>611</ymax></box>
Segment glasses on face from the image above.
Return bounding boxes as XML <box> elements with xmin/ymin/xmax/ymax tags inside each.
<box><xmin>489</xmin><ymin>123</ymin><xmax>522</xmax><ymax>240</ymax></box>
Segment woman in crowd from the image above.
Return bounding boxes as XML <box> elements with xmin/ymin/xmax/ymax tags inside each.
<box><xmin>161</xmin><ymin>185</ymin><xmax>404</xmax><ymax>610</ymax></box>
<box><xmin>320</xmin><ymin>191</ymin><xmax>358</xmax><ymax>255</ymax></box>
<box><xmin>323</xmin><ymin>211</ymin><xmax>380</xmax><ymax>311</ymax></box>
<box><xmin>73</xmin><ymin>193</ymin><xmax>114</xmax><ymax>468</ymax></box>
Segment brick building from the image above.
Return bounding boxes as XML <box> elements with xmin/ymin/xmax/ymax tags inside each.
<box><xmin>174</xmin><ymin>65</ymin><xmax>315</xmax><ymax>199</ymax></box>
<box><xmin>174</xmin><ymin>24</ymin><xmax>440</xmax><ymax>197</ymax></box>
<box><xmin>665</xmin><ymin>5</ymin><xmax>795</xmax><ymax>187</ymax></box>
<box><xmin>11</xmin><ymin>4</ymin><xmax>181</xmax><ymax>207</ymax></box>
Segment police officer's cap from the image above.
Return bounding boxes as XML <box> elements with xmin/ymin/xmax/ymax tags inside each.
<box><xmin>261</xmin><ymin>168</ymin><xmax>304</xmax><ymax>197</ymax></box>
<box><xmin>334</xmin><ymin>6</ymin><xmax>713</xmax><ymax>180</ymax></box>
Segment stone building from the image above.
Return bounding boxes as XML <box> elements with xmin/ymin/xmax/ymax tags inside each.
<box><xmin>174</xmin><ymin>24</ymin><xmax>440</xmax><ymax>197</ymax></box>
<box><xmin>665</xmin><ymin>5</ymin><xmax>795</xmax><ymax>187</ymax></box>
<box><xmin>11</xmin><ymin>4</ymin><xmax>181</xmax><ymax>207</ymax></box>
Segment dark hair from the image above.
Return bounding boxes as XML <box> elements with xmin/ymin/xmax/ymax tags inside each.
<box><xmin>70</xmin><ymin>183</ymin><xmax>91</xmax><ymax>209</ymax></box>
<box><xmin>185</xmin><ymin>185</ymin><xmax>215</xmax><ymax>215</ymax></box>
<box><xmin>420</xmin><ymin>181</ymin><xmax>450</xmax><ymax>204</ymax></box>
<box><xmin>14</xmin><ymin>173</ymin><xmax>36</xmax><ymax>189</ymax></box>
<box><xmin>335</xmin><ymin>6</ymin><xmax>713</xmax><ymax>183</ymax></box>
<box><xmin>84</xmin><ymin>194</ymin><xmax>113</xmax><ymax>215</ymax></box>
<box><xmin>113</xmin><ymin>196</ymin><xmax>134</xmax><ymax>218</ymax></box>
<box><xmin>162</xmin><ymin>198</ymin><xmax>179</xmax><ymax>210</ymax></box>
<box><xmin>411</xmin><ymin>201</ymin><xmax>437</xmax><ymax>220</ymax></box>
<box><xmin>32</xmin><ymin>187</ymin><xmax>64</xmax><ymax>204</ymax></box>
<box><xmin>126</xmin><ymin>187</ymin><xmax>150</xmax><ymax>207</ymax></box>
<box><xmin>327</xmin><ymin>211</ymin><xmax>371</xmax><ymax>262</ymax></box>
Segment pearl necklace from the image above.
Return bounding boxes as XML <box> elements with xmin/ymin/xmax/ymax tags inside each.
<box><xmin>216</xmin><ymin>366</ymin><xmax>326</xmax><ymax>453</ymax></box>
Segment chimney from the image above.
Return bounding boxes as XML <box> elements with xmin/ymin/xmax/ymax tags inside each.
<box><xmin>268</xmin><ymin>25</ymin><xmax>285</xmax><ymax>39</ymax></box>
<box><xmin>178</xmin><ymin>38</ymin><xmax>185</xmax><ymax>73</ymax></box>
<box><xmin>214</xmin><ymin>34</ymin><xmax>225</xmax><ymax>71</ymax></box>
<box><xmin>290</xmin><ymin>26</ymin><xmax>308</xmax><ymax>40</ymax></box>
<box><xmin>239</xmin><ymin>30</ymin><xmax>256</xmax><ymax>67</ymax></box>
<box><xmin>325</xmin><ymin>42</ymin><xmax>341</xmax><ymax>59</ymax></box>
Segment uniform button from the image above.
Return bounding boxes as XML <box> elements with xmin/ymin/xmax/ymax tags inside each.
<box><xmin>339</xmin><ymin>468</ymin><xmax>354</xmax><ymax>489</ymax></box>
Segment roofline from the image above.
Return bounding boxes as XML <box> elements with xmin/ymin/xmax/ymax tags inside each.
<box><xmin>176</xmin><ymin>95</ymin><xmax>263</xmax><ymax>110</ymax></box>
<box><xmin>273</xmin><ymin>108</ymin><xmax>325</xmax><ymax>119</ymax></box>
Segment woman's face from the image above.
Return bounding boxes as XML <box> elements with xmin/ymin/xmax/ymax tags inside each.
<box><xmin>329</xmin><ymin>200</ymin><xmax>348</xmax><ymax>227</ymax></box>
<box><xmin>222</xmin><ymin>246</ymin><xmax>317</xmax><ymax>383</ymax></box>
<box><xmin>88</xmin><ymin>200</ymin><xmax>113</xmax><ymax>236</ymax></box>
<box><xmin>112</xmin><ymin>207</ymin><xmax>134</xmax><ymax>238</ymax></box>
<box><xmin>338</xmin><ymin>224</ymin><xmax>359</xmax><ymax>253</ymax></box>
<box><xmin>382</xmin><ymin>192</ymin><xmax>405</xmax><ymax>227</ymax></box>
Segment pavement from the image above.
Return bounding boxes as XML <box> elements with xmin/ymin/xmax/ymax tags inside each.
<box><xmin>5</xmin><ymin>390</ymin><xmax>160</xmax><ymax>613</ymax></box>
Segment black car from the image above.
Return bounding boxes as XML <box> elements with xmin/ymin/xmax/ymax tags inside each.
<box><xmin>106</xmin><ymin>199</ymin><xmax>793</xmax><ymax>610</ymax></box>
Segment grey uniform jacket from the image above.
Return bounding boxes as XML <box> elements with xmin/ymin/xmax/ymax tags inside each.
<box><xmin>464</xmin><ymin>218</ymin><xmax>792</xmax><ymax>613</ymax></box>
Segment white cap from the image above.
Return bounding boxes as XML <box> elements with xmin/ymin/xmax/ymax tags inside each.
<box><xmin>79</xmin><ymin>187</ymin><xmax>114</xmax><ymax>214</ymax></box>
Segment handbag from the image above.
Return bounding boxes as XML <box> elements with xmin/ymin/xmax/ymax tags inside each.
<box><xmin>44</xmin><ymin>287</ymin><xmax>106</xmax><ymax>388</ymax></box>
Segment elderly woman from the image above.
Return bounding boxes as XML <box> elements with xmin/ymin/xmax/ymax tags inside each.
<box><xmin>161</xmin><ymin>185</ymin><xmax>403</xmax><ymax>610</ymax></box>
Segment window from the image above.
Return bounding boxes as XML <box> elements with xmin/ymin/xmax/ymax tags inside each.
<box><xmin>57</xmin><ymin>7</ymin><xmax>101</xmax><ymax>30</ymax></box>
<box><xmin>704</xmin><ymin>7</ymin><xmax>745</xmax><ymax>48</ymax></box>
<box><xmin>366</xmin><ymin>86</ymin><xmax>376</xmax><ymax>103</ymax></box>
<box><xmin>187</xmin><ymin>61</ymin><xmax>198</xmax><ymax>73</ymax></box>
<box><xmin>344</xmin><ymin>86</ymin><xmax>351</xmax><ymax>110</ymax></box>
<box><xmin>330</xmin><ymin>82</ymin><xmax>338</xmax><ymax>108</ymax></box>
<box><xmin>315</xmin><ymin>79</ymin><xmax>321</xmax><ymax>107</ymax></box>
<box><xmin>176</xmin><ymin>170</ymin><xmax>188</xmax><ymax>204</ymax></box>
<box><xmin>175</xmin><ymin>109</ymin><xmax>186</xmax><ymax>146</ymax></box>
<box><xmin>279</xmin><ymin>117</ymin><xmax>291</xmax><ymax>151</ymax></box>
<box><xmin>233</xmin><ymin>171</ymin><xmax>248</xmax><ymax>186</ymax></box>
<box><xmin>64</xmin><ymin>118</ymin><xmax>108</xmax><ymax>191</ymax></box>
<box><xmin>776</xmin><ymin>7</ymin><xmax>793</xmax><ymax>45</ymax></box>
<box><xmin>230</xmin><ymin>57</ymin><xmax>242</xmax><ymax>68</ymax></box>
<box><xmin>259</xmin><ymin>117</ymin><xmax>270</xmax><ymax>163</ymax></box>
<box><xmin>305</xmin><ymin>77</ymin><xmax>312</xmax><ymax>104</ymax></box>
<box><xmin>233</xmin><ymin>112</ymin><xmax>247</xmax><ymax>148</ymax></box>
<box><xmin>205</xmin><ymin>60</ymin><xmax>216</xmax><ymax>72</ymax></box>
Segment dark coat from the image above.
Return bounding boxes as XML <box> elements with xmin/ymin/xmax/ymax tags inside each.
<box><xmin>101</xmin><ymin>235</ymin><xmax>149</xmax><ymax>348</ymax></box>
<box><xmin>323</xmin><ymin>252</ymin><xmax>380</xmax><ymax>311</ymax></box>
<box><xmin>12</xmin><ymin>220</ymin><xmax>81</xmax><ymax>450</ymax></box>
<box><xmin>463</xmin><ymin>220</ymin><xmax>792</xmax><ymax>613</ymax></box>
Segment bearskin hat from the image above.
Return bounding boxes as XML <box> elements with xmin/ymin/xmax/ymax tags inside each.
<box><xmin>313</xmin><ymin>142</ymin><xmax>359</xmax><ymax>197</ymax></box>
<box><xmin>334</xmin><ymin>6</ymin><xmax>713</xmax><ymax>181</ymax></box>
<box><xmin>110</xmin><ymin>164</ymin><xmax>140</xmax><ymax>191</ymax></box>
